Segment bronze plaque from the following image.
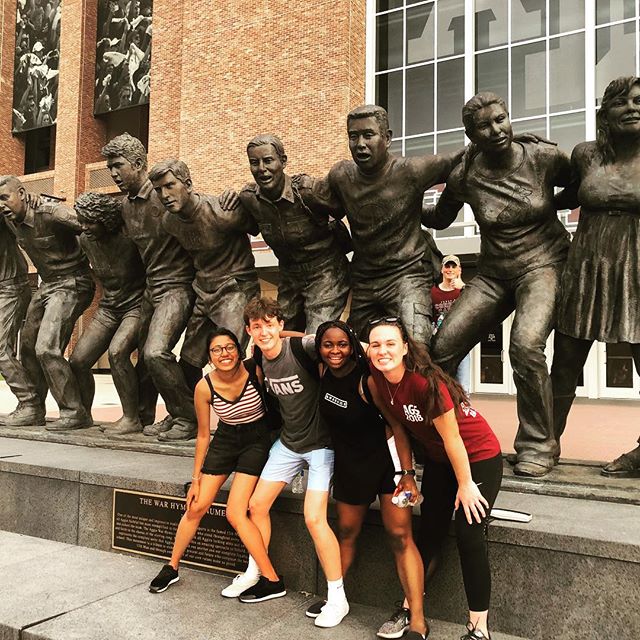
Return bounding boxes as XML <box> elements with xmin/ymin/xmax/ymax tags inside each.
<box><xmin>112</xmin><ymin>489</ymin><xmax>247</xmax><ymax>574</ymax></box>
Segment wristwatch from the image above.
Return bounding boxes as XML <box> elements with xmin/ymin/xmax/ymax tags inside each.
<box><xmin>400</xmin><ymin>469</ymin><xmax>416</xmax><ymax>477</ymax></box>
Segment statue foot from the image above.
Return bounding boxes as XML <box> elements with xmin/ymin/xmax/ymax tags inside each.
<box><xmin>505</xmin><ymin>453</ymin><xmax>517</xmax><ymax>466</ymax></box>
<box><xmin>107</xmin><ymin>417</ymin><xmax>143</xmax><ymax>437</ymax></box>
<box><xmin>157</xmin><ymin>421</ymin><xmax>197</xmax><ymax>442</ymax></box>
<box><xmin>46</xmin><ymin>411</ymin><xmax>93</xmax><ymax>431</ymax></box>
<box><xmin>142</xmin><ymin>415</ymin><xmax>173</xmax><ymax>436</ymax></box>
<box><xmin>513</xmin><ymin>461</ymin><xmax>553</xmax><ymax>478</ymax></box>
<box><xmin>601</xmin><ymin>446</ymin><xmax>640</xmax><ymax>478</ymax></box>
<box><xmin>4</xmin><ymin>402</ymin><xmax>46</xmax><ymax>427</ymax></box>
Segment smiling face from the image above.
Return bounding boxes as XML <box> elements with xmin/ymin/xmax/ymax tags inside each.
<box><xmin>368</xmin><ymin>324</ymin><xmax>407</xmax><ymax>377</ymax></box>
<box><xmin>606</xmin><ymin>84</ymin><xmax>640</xmax><ymax>138</ymax></box>
<box><xmin>319</xmin><ymin>327</ymin><xmax>352</xmax><ymax>372</ymax></box>
<box><xmin>441</xmin><ymin>260</ymin><xmax>461</xmax><ymax>281</ymax></box>
<box><xmin>245</xmin><ymin>315</ymin><xmax>284</xmax><ymax>358</ymax></box>
<box><xmin>247</xmin><ymin>144</ymin><xmax>286</xmax><ymax>199</ymax></box>
<box><xmin>348</xmin><ymin>116</ymin><xmax>391</xmax><ymax>174</ymax></box>
<box><xmin>76</xmin><ymin>212</ymin><xmax>107</xmax><ymax>241</ymax></box>
<box><xmin>467</xmin><ymin>102</ymin><xmax>514</xmax><ymax>156</ymax></box>
<box><xmin>208</xmin><ymin>335</ymin><xmax>240</xmax><ymax>372</ymax></box>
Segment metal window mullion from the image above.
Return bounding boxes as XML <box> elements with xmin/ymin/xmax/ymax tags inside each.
<box><xmin>545</xmin><ymin>0</ymin><xmax>550</xmax><ymax>138</ymax></box>
<box><xmin>365</xmin><ymin>0</ymin><xmax>377</xmax><ymax>104</ymax></box>
<box><xmin>584</xmin><ymin>0</ymin><xmax>596</xmax><ymax>139</ymax></box>
<box><xmin>402</xmin><ymin>3</ymin><xmax>407</xmax><ymax>155</ymax></box>
<box><xmin>507</xmin><ymin>0</ymin><xmax>512</xmax><ymax>110</ymax></box>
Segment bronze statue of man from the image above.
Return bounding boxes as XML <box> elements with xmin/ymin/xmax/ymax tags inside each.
<box><xmin>0</xmin><ymin>211</ymin><xmax>41</xmax><ymax>426</ymax></box>
<box><xmin>67</xmin><ymin>192</ymin><xmax>147</xmax><ymax>436</ymax></box>
<box><xmin>307</xmin><ymin>105</ymin><xmax>460</xmax><ymax>344</ymax></box>
<box><xmin>0</xmin><ymin>175</ymin><xmax>95</xmax><ymax>430</ymax></box>
<box><xmin>148</xmin><ymin>158</ymin><xmax>260</xmax><ymax>360</ymax></box>
<box><xmin>101</xmin><ymin>134</ymin><xmax>197</xmax><ymax>441</ymax></box>
<box><xmin>237</xmin><ymin>134</ymin><xmax>350</xmax><ymax>331</ymax></box>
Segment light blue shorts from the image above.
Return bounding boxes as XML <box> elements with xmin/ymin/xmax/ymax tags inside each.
<box><xmin>260</xmin><ymin>438</ymin><xmax>334</xmax><ymax>492</ymax></box>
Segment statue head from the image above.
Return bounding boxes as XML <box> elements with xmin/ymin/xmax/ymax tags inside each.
<box><xmin>101</xmin><ymin>133</ymin><xmax>147</xmax><ymax>196</ymax></box>
<box><xmin>462</xmin><ymin>92</ymin><xmax>513</xmax><ymax>156</ymax></box>
<box><xmin>346</xmin><ymin>105</ymin><xmax>392</xmax><ymax>174</ymax></box>
<box><xmin>246</xmin><ymin>134</ymin><xmax>287</xmax><ymax>199</ymax></box>
<box><xmin>148</xmin><ymin>158</ymin><xmax>193</xmax><ymax>215</ymax></box>
<box><xmin>74</xmin><ymin>192</ymin><xmax>123</xmax><ymax>240</ymax></box>
<box><xmin>0</xmin><ymin>175</ymin><xmax>28</xmax><ymax>223</ymax></box>
<box><xmin>596</xmin><ymin>76</ymin><xmax>640</xmax><ymax>164</ymax></box>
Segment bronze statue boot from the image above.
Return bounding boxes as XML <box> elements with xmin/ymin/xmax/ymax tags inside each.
<box><xmin>4</xmin><ymin>402</ymin><xmax>46</xmax><ymax>427</ymax></box>
<box><xmin>108</xmin><ymin>416</ymin><xmax>143</xmax><ymax>438</ymax></box>
<box><xmin>142</xmin><ymin>414</ymin><xmax>173</xmax><ymax>436</ymax></box>
<box><xmin>601</xmin><ymin>445</ymin><xmax>640</xmax><ymax>478</ymax></box>
<box><xmin>157</xmin><ymin>419</ymin><xmax>197</xmax><ymax>442</ymax></box>
<box><xmin>513</xmin><ymin>460</ymin><xmax>552</xmax><ymax>478</ymax></box>
<box><xmin>45</xmin><ymin>409</ymin><xmax>93</xmax><ymax>431</ymax></box>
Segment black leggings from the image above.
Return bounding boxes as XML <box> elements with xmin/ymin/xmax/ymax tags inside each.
<box><xmin>417</xmin><ymin>454</ymin><xmax>503</xmax><ymax>612</ymax></box>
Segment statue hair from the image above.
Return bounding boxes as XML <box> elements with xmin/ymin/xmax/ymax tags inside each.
<box><xmin>74</xmin><ymin>192</ymin><xmax>123</xmax><ymax>233</ymax></box>
<box><xmin>148</xmin><ymin>158</ymin><xmax>192</xmax><ymax>184</ymax></box>
<box><xmin>100</xmin><ymin>133</ymin><xmax>148</xmax><ymax>170</ymax></box>
<box><xmin>347</xmin><ymin>104</ymin><xmax>390</xmax><ymax>135</ymax></box>
<box><xmin>247</xmin><ymin>134</ymin><xmax>286</xmax><ymax>160</ymax></box>
<box><xmin>0</xmin><ymin>175</ymin><xmax>23</xmax><ymax>190</ymax></box>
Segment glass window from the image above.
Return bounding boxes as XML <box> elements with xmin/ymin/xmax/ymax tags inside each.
<box><xmin>480</xmin><ymin>326</ymin><xmax>504</xmax><ymax>384</ymax></box>
<box><xmin>437</xmin><ymin>0</ymin><xmax>465</xmax><ymax>57</ymax></box>
<box><xmin>550</xmin><ymin>0</ymin><xmax>585</xmax><ymax>35</ymax></box>
<box><xmin>549</xmin><ymin>34</ymin><xmax>585</xmax><ymax>112</ymax></box>
<box><xmin>436</xmin><ymin>129</ymin><xmax>465</xmax><ymax>154</ymax></box>
<box><xmin>511</xmin><ymin>41</ymin><xmax>547</xmax><ymax>118</ymax></box>
<box><xmin>549</xmin><ymin>111</ymin><xmax>586</xmax><ymax>154</ymax></box>
<box><xmin>476</xmin><ymin>48</ymin><xmax>509</xmax><ymax>98</ymax></box>
<box><xmin>406</xmin><ymin>3</ymin><xmax>435</xmax><ymax>65</ymax></box>
<box><xmin>377</xmin><ymin>0</ymin><xmax>403</xmax><ymax>11</ymax></box>
<box><xmin>513</xmin><ymin>117</ymin><xmax>548</xmax><ymax>139</ymax></box>
<box><xmin>406</xmin><ymin>64</ymin><xmax>434</xmax><ymax>135</ymax></box>
<box><xmin>376</xmin><ymin>72</ymin><xmax>404</xmax><ymax>136</ymax></box>
<box><xmin>596</xmin><ymin>24</ymin><xmax>638</xmax><ymax>102</ymax></box>
<box><xmin>596</xmin><ymin>0</ymin><xmax>637</xmax><ymax>25</ymax></box>
<box><xmin>475</xmin><ymin>0</ymin><xmax>508</xmax><ymax>51</ymax></box>
<box><xmin>511</xmin><ymin>0</ymin><xmax>546</xmax><ymax>43</ymax></box>
<box><xmin>437</xmin><ymin>58</ymin><xmax>465</xmax><ymax>130</ymax></box>
<box><xmin>405</xmin><ymin>134</ymin><xmax>434</xmax><ymax>156</ymax></box>
<box><xmin>606</xmin><ymin>343</ymin><xmax>635</xmax><ymax>388</ymax></box>
<box><xmin>376</xmin><ymin>11</ymin><xmax>404</xmax><ymax>71</ymax></box>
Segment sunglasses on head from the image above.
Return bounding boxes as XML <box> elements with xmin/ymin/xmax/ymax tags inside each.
<box><xmin>369</xmin><ymin>316</ymin><xmax>400</xmax><ymax>327</ymax></box>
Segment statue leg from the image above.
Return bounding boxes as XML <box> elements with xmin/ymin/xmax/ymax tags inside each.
<box><xmin>509</xmin><ymin>265</ymin><xmax>562</xmax><ymax>474</ymax></box>
<box><xmin>348</xmin><ymin>279</ymin><xmax>387</xmax><ymax>340</ymax></box>
<box><xmin>0</xmin><ymin>280</ymin><xmax>42</xmax><ymax>425</ymax></box>
<box><xmin>136</xmin><ymin>294</ymin><xmax>159</xmax><ymax>428</ymax></box>
<box><xmin>393</xmin><ymin>269</ymin><xmax>434</xmax><ymax>347</ymax></box>
<box><xmin>549</xmin><ymin>331</ymin><xmax>593</xmax><ymax>461</ymax></box>
<box><xmin>302</xmin><ymin>255</ymin><xmax>350</xmax><ymax>333</ymax></box>
<box><xmin>432</xmin><ymin>275</ymin><xmax>513</xmax><ymax>376</ymax></box>
<box><xmin>277</xmin><ymin>271</ymin><xmax>306</xmax><ymax>332</ymax></box>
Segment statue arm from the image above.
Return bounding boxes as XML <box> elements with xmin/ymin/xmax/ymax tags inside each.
<box><xmin>553</xmin><ymin>145</ymin><xmax>584</xmax><ymax>211</ymax></box>
<box><xmin>306</xmin><ymin>172</ymin><xmax>345</xmax><ymax>220</ymax></box>
<box><xmin>412</xmin><ymin>147</ymin><xmax>465</xmax><ymax>190</ymax></box>
<box><xmin>421</xmin><ymin>186</ymin><xmax>464</xmax><ymax>230</ymax></box>
<box><xmin>40</xmin><ymin>202</ymin><xmax>83</xmax><ymax>234</ymax></box>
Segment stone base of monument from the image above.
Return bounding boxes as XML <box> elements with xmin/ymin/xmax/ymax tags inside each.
<box><xmin>1</xmin><ymin>436</ymin><xmax>638</xmax><ymax>640</ymax></box>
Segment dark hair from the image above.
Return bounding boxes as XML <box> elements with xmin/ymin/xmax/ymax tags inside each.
<box><xmin>247</xmin><ymin>134</ymin><xmax>286</xmax><ymax>160</ymax></box>
<box><xmin>347</xmin><ymin>104</ymin><xmax>390</xmax><ymax>135</ymax></box>
<box><xmin>74</xmin><ymin>192</ymin><xmax>123</xmax><ymax>232</ymax></box>
<box><xmin>367</xmin><ymin>320</ymin><xmax>468</xmax><ymax>418</ymax></box>
<box><xmin>148</xmin><ymin>158</ymin><xmax>192</xmax><ymax>184</ymax></box>
<box><xmin>596</xmin><ymin>76</ymin><xmax>640</xmax><ymax>164</ymax></box>
<box><xmin>315</xmin><ymin>320</ymin><xmax>369</xmax><ymax>375</ymax></box>
<box><xmin>206</xmin><ymin>327</ymin><xmax>242</xmax><ymax>360</ymax></box>
<box><xmin>243</xmin><ymin>296</ymin><xmax>284</xmax><ymax>326</ymax></box>
<box><xmin>101</xmin><ymin>133</ymin><xmax>148</xmax><ymax>170</ymax></box>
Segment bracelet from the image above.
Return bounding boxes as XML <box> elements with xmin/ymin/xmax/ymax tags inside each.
<box><xmin>191</xmin><ymin>474</ymin><xmax>201</xmax><ymax>480</ymax></box>
<box><xmin>400</xmin><ymin>469</ymin><xmax>416</xmax><ymax>477</ymax></box>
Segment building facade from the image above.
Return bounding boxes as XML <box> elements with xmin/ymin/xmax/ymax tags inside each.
<box><xmin>1</xmin><ymin>0</ymin><xmax>639</xmax><ymax>399</ymax></box>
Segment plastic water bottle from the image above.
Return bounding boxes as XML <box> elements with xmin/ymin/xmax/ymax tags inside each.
<box><xmin>392</xmin><ymin>491</ymin><xmax>424</xmax><ymax>508</ymax></box>
<box><xmin>291</xmin><ymin>470</ymin><xmax>305</xmax><ymax>494</ymax></box>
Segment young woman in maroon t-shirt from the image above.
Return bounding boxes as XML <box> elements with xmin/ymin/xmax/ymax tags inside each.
<box><xmin>367</xmin><ymin>318</ymin><xmax>502</xmax><ymax>640</ymax></box>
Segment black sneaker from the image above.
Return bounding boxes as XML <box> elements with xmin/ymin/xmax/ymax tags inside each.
<box><xmin>305</xmin><ymin>599</ymin><xmax>326</xmax><ymax>618</ymax></box>
<box><xmin>460</xmin><ymin>622</ymin><xmax>490</xmax><ymax>640</ymax></box>
<box><xmin>238</xmin><ymin>575</ymin><xmax>286</xmax><ymax>603</ymax></box>
<box><xmin>149</xmin><ymin>564</ymin><xmax>179</xmax><ymax>593</ymax></box>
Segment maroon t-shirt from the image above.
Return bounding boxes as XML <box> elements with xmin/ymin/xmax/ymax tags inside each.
<box><xmin>370</xmin><ymin>367</ymin><xmax>501</xmax><ymax>464</ymax></box>
<box><xmin>431</xmin><ymin>285</ymin><xmax>461</xmax><ymax>331</ymax></box>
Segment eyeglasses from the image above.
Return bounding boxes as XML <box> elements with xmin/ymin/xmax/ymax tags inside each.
<box><xmin>209</xmin><ymin>344</ymin><xmax>238</xmax><ymax>356</ymax></box>
<box><xmin>369</xmin><ymin>317</ymin><xmax>400</xmax><ymax>327</ymax></box>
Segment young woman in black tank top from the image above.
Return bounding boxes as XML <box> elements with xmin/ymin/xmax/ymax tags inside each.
<box><xmin>304</xmin><ymin>320</ymin><xmax>428</xmax><ymax>640</ymax></box>
<box><xmin>148</xmin><ymin>328</ymin><xmax>278</xmax><ymax>599</ymax></box>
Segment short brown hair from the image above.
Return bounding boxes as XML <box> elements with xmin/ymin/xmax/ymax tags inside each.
<box><xmin>243</xmin><ymin>296</ymin><xmax>284</xmax><ymax>326</ymax></box>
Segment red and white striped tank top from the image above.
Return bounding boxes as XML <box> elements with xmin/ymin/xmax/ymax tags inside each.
<box><xmin>206</xmin><ymin>374</ymin><xmax>266</xmax><ymax>425</ymax></box>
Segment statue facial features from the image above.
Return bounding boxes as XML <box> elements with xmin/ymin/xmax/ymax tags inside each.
<box><xmin>348</xmin><ymin>116</ymin><xmax>391</xmax><ymax>174</ymax></box>
<box><xmin>106</xmin><ymin>155</ymin><xmax>144</xmax><ymax>195</ymax></box>
<box><xmin>248</xmin><ymin>144</ymin><xmax>286</xmax><ymax>199</ymax></box>
<box><xmin>0</xmin><ymin>184</ymin><xmax>27</xmax><ymax>223</ymax></box>
<box><xmin>606</xmin><ymin>84</ymin><xmax>640</xmax><ymax>138</ymax></box>
<box><xmin>151</xmin><ymin>171</ymin><xmax>192</xmax><ymax>215</ymax></box>
<box><xmin>468</xmin><ymin>103</ymin><xmax>513</xmax><ymax>155</ymax></box>
<box><xmin>77</xmin><ymin>213</ymin><xmax>107</xmax><ymax>241</ymax></box>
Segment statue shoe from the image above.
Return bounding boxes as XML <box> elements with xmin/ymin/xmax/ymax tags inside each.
<box><xmin>46</xmin><ymin>411</ymin><xmax>93</xmax><ymax>431</ymax></box>
<box><xmin>4</xmin><ymin>402</ymin><xmax>46</xmax><ymax>427</ymax></box>
<box><xmin>142</xmin><ymin>415</ymin><xmax>173</xmax><ymax>436</ymax></box>
<box><xmin>108</xmin><ymin>418</ymin><xmax>143</xmax><ymax>437</ymax></box>
<box><xmin>157</xmin><ymin>422</ymin><xmax>197</xmax><ymax>442</ymax></box>
<box><xmin>513</xmin><ymin>461</ymin><xmax>553</xmax><ymax>478</ymax></box>
<box><xmin>601</xmin><ymin>446</ymin><xmax>640</xmax><ymax>478</ymax></box>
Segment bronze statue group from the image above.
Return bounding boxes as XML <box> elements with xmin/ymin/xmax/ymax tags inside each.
<box><xmin>0</xmin><ymin>75</ymin><xmax>639</xmax><ymax>639</ymax></box>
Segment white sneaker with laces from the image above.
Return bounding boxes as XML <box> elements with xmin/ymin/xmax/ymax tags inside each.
<box><xmin>314</xmin><ymin>599</ymin><xmax>350</xmax><ymax>628</ymax></box>
<box><xmin>220</xmin><ymin>572</ymin><xmax>260</xmax><ymax>598</ymax></box>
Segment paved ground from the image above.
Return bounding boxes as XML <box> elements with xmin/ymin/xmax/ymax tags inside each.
<box><xmin>1</xmin><ymin>375</ymin><xmax>637</xmax><ymax>463</ymax></box>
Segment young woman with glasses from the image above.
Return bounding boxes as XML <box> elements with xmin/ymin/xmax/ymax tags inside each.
<box><xmin>367</xmin><ymin>318</ymin><xmax>502</xmax><ymax>640</ymax></box>
<box><xmin>148</xmin><ymin>327</ymin><xmax>275</xmax><ymax>597</ymax></box>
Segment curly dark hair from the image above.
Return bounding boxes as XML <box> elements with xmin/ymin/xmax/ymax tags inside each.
<box><xmin>367</xmin><ymin>319</ymin><xmax>468</xmax><ymax>419</ymax></box>
<box><xmin>74</xmin><ymin>192</ymin><xmax>124</xmax><ymax>232</ymax></box>
<box><xmin>596</xmin><ymin>76</ymin><xmax>640</xmax><ymax>164</ymax></box>
<box><xmin>315</xmin><ymin>320</ymin><xmax>369</xmax><ymax>375</ymax></box>
<box><xmin>101</xmin><ymin>133</ymin><xmax>148</xmax><ymax>170</ymax></box>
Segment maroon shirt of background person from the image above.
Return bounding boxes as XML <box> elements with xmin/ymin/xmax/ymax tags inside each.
<box><xmin>370</xmin><ymin>367</ymin><xmax>501</xmax><ymax>464</ymax></box>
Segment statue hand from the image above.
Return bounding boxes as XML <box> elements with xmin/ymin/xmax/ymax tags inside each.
<box><xmin>514</xmin><ymin>132</ymin><xmax>556</xmax><ymax>146</ymax></box>
<box><xmin>219</xmin><ymin>189</ymin><xmax>240</xmax><ymax>211</ymax></box>
<box><xmin>25</xmin><ymin>192</ymin><xmax>43</xmax><ymax>209</ymax></box>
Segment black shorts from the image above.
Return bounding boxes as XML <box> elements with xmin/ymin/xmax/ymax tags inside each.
<box><xmin>332</xmin><ymin>442</ymin><xmax>397</xmax><ymax>505</ymax></box>
<box><xmin>201</xmin><ymin>418</ymin><xmax>272</xmax><ymax>477</ymax></box>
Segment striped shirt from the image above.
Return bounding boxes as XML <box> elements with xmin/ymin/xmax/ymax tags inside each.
<box><xmin>207</xmin><ymin>374</ymin><xmax>266</xmax><ymax>425</ymax></box>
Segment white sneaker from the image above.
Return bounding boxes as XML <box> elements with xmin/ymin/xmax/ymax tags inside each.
<box><xmin>220</xmin><ymin>572</ymin><xmax>260</xmax><ymax>598</ymax></box>
<box><xmin>314</xmin><ymin>599</ymin><xmax>350</xmax><ymax>628</ymax></box>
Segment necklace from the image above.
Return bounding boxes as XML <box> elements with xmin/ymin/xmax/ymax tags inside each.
<box><xmin>384</xmin><ymin>372</ymin><xmax>404</xmax><ymax>405</ymax></box>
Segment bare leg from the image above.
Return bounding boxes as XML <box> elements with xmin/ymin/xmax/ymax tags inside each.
<box><xmin>303</xmin><ymin>489</ymin><xmax>341</xmax><ymax>581</ymax></box>
<box><xmin>335</xmin><ymin>502</ymin><xmax>368</xmax><ymax>576</ymax></box>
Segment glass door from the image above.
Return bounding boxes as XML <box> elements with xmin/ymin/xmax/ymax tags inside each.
<box><xmin>598</xmin><ymin>343</ymin><xmax>640</xmax><ymax>399</ymax></box>
<box><xmin>473</xmin><ymin>319</ymin><xmax>511</xmax><ymax>394</ymax></box>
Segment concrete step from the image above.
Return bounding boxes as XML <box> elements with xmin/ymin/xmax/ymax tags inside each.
<box><xmin>0</xmin><ymin>531</ymin><xmax>528</xmax><ymax>640</ymax></box>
